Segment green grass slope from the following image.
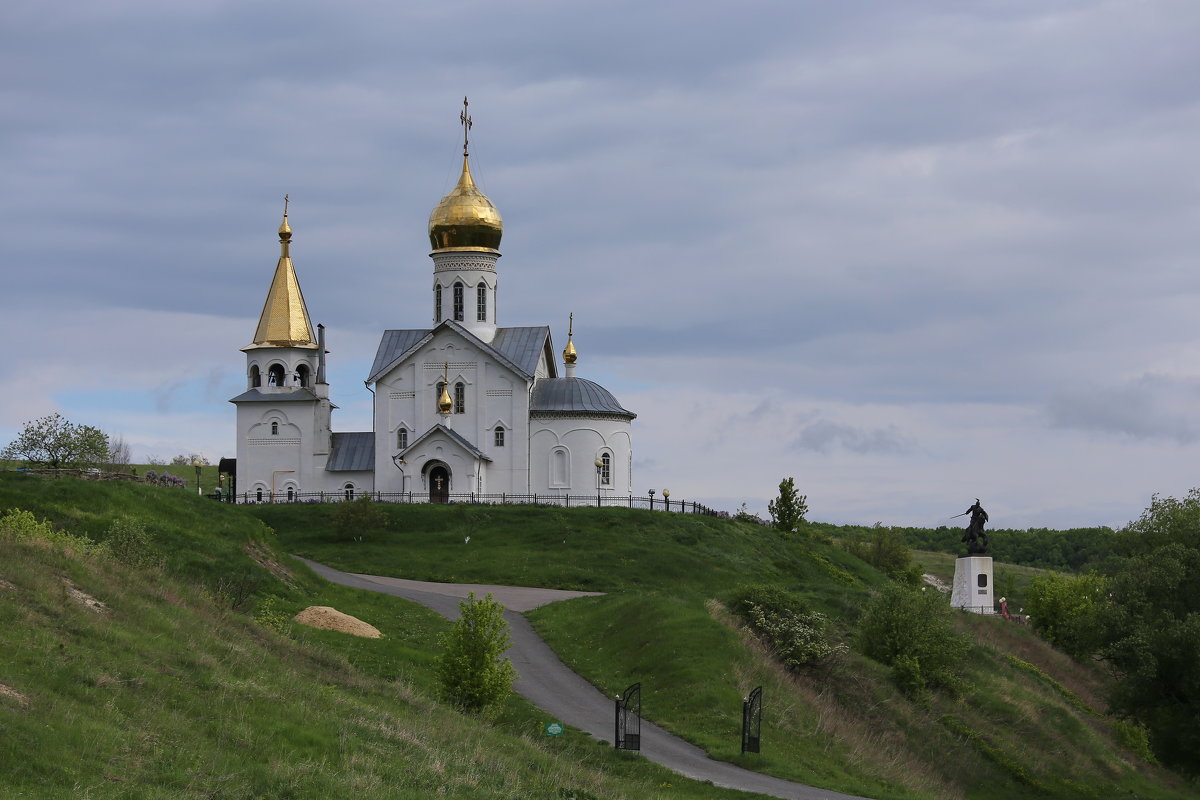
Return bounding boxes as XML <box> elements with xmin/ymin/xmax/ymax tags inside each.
<box><xmin>0</xmin><ymin>475</ymin><xmax>772</xmax><ymax>799</ymax></box>
<box><xmin>250</xmin><ymin>501</ymin><xmax>1197</xmax><ymax>800</ymax></box>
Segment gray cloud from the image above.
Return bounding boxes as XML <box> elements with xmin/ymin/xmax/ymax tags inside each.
<box><xmin>1047</xmin><ymin>375</ymin><xmax>1200</xmax><ymax>444</ymax></box>
<box><xmin>792</xmin><ymin>419</ymin><xmax>915</xmax><ymax>455</ymax></box>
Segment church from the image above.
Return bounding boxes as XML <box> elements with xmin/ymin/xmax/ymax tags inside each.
<box><xmin>229</xmin><ymin>112</ymin><xmax>636</xmax><ymax>503</ymax></box>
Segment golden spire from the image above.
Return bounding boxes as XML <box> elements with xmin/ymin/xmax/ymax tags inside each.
<box><xmin>437</xmin><ymin>362</ymin><xmax>453</xmax><ymax>414</ymax></box>
<box><xmin>428</xmin><ymin>97</ymin><xmax>503</xmax><ymax>252</ymax></box>
<box><xmin>563</xmin><ymin>312</ymin><xmax>577</xmax><ymax>365</ymax></box>
<box><xmin>250</xmin><ymin>196</ymin><xmax>317</xmax><ymax>349</ymax></box>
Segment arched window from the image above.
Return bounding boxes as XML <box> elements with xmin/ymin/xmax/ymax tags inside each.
<box><xmin>397</xmin><ymin>428</ymin><xmax>408</xmax><ymax>449</ymax></box>
<box><xmin>267</xmin><ymin>364</ymin><xmax>286</xmax><ymax>387</ymax></box>
<box><xmin>435</xmin><ymin>284</ymin><xmax>443</xmax><ymax>322</ymax></box>
<box><xmin>296</xmin><ymin>364</ymin><xmax>311</xmax><ymax>387</ymax></box>
<box><xmin>477</xmin><ymin>282</ymin><xmax>487</xmax><ymax>322</ymax></box>
<box><xmin>256</xmin><ymin>488</ymin><xmax>263</xmax><ymax>502</ymax></box>
<box><xmin>454</xmin><ymin>382</ymin><xmax>465</xmax><ymax>414</ymax></box>
<box><xmin>286</xmin><ymin>487</ymin><xmax>295</xmax><ymax>502</ymax></box>
<box><xmin>436</xmin><ymin>381</ymin><xmax>446</xmax><ymax>410</ymax></box>
<box><xmin>494</xmin><ymin>426</ymin><xmax>505</xmax><ymax>447</ymax></box>
<box><xmin>601</xmin><ymin>452</ymin><xmax>612</xmax><ymax>485</ymax></box>
<box><xmin>271</xmin><ymin>421</ymin><xmax>279</xmax><ymax>436</ymax></box>
<box><xmin>249</xmin><ymin>364</ymin><xmax>261</xmax><ymax>389</ymax></box>
<box><xmin>453</xmin><ymin>282</ymin><xmax>464</xmax><ymax>321</ymax></box>
<box><xmin>344</xmin><ymin>483</ymin><xmax>355</xmax><ymax>500</ymax></box>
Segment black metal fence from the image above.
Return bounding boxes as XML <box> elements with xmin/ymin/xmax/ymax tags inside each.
<box><xmin>224</xmin><ymin>489</ymin><xmax>724</xmax><ymax>516</ymax></box>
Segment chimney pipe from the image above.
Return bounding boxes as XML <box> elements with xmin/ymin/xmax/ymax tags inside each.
<box><xmin>317</xmin><ymin>324</ymin><xmax>327</xmax><ymax>385</ymax></box>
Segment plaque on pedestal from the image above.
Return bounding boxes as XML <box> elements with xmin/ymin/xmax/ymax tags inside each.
<box><xmin>950</xmin><ymin>556</ymin><xmax>995</xmax><ymax>614</ymax></box>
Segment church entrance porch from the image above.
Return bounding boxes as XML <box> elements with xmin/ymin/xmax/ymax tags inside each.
<box><xmin>428</xmin><ymin>465</ymin><xmax>450</xmax><ymax>503</ymax></box>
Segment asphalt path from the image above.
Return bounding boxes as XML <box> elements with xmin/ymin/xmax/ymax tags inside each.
<box><xmin>297</xmin><ymin>557</ymin><xmax>872</xmax><ymax>800</ymax></box>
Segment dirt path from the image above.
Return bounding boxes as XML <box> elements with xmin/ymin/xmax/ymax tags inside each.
<box><xmin>297</xmin><ymin>557</ymin><xmax>872</xmax><ymax>800</ymax></box>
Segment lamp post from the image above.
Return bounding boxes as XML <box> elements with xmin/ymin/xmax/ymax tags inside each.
<box><xmin>595</xmin><ymin>458</ymin><xmax>604</xmax><ymax>507</ymax></box>
<box><xmin>391</xmin><ymin>453</ymin><xmax>407</xmax><ymax>496</ymax></box>
<box><xmin>648</xmin><ymin>488</ymin><xmax>655</xmax><ymax>510</ymax></box>
<box><xmin>663</xmin><ymin>488</ymin><xmax>670</xmax><ymax>512</ymax></box>
<box><xmin>192</xmin><ymin>457</ymin><xmax>203</xmax><ymax>496</ymax></box>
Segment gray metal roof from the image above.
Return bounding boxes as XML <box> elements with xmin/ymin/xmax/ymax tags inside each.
<box><xmin>326</xmin><ymin>431</ymin><xmax>375</xmax><ymax>472</ymax></box>
<box><xmin>368</xmin><ymin>329</ymin><xmax>431</xmax><ymax>383</ymax></box>
<box><xmin>491</xmin><ymin>326</ymin><xmax>552</xmax><ymax>377</ymax></box>
<box><xmin>530</xmin><ymin>377</ymin><xmax>636</xmax><ymax>419</ymax></box>
<box><xmin>403</xmin><ymin>423</ymin><xmax>492</xmax><ymax>462</ymax></box>
<box><xmin>228</xmin><ymin>388</ymin><xmax>319</xmax><ymax>404</ymax></box>
<box><xmin>367</xmin><ymin>323</ymin><xmax>551</xmax><ymax>384</ymax></box>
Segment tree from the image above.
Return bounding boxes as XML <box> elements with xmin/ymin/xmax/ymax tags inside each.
<box><xmin>171</xmin><ymin>453</ymin><xmax>209</xmax><ymax>466</ymax></box>
<box><xmin>1093</xmin><ymin>490</ymin><xmax>1200</xmax><ymax>773</ymax></box>
<box><xmin>436</xmin><ymin>592</ymin><xmax>517</xmax><ymax>714</ymax></box>
<box><xmin>767</xmin><ymin>477</ymin><xmax>808</xmax><ymax>533</ymax></box>
<box><xmin>106</xmin><ymin>434</ymin><xmax>132</xmax><ymax>471</ymax></box>
<box><xmin>2</xmin><ymin>413</ymin><xmax>109</xmax><ymax>470</ymax></box>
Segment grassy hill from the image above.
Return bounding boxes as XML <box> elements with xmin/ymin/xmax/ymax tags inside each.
<box><xmin>2</xmin><ymin>474</ymin><xmax>1195</xmax><ymax>799</ymax></box>
<box><xmin>0</xmin><ymin>474</ymin><xmax>765</xmax><ymax>799</ymax></box>
<box><xmin>254</xmin><ymin>500</ymin><xmax>1196</xmax><ymax>800</ymax></box>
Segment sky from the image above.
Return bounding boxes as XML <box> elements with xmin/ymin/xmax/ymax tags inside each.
<box><xmin>4</xmin><ymin>0</ymin><xmax>1200</xmax><ymax>529</ymax></box>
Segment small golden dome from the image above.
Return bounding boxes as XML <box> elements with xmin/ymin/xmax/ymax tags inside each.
<box><xmin>428</xmin><ymin>156</ymin><xmax>503</xmax><ymax>252</ymax></box>
<box><xmin>563</xmin><ymin>313</ymin><xmax>578</xmax><ymax>364</ymax></box>
<box><xmin>438</xmin><ymin>382</ymin><xmax>453</xmax><ymax>414</ymax></box>
<box><xmin>278</xmin><ymin>213</ymin><xmax>292</xmax><ymax>242</ymax></box>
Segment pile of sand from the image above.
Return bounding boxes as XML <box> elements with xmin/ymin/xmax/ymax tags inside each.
<box><xmin>292</xmin><ymin>606</ymin><xmax>382</xmax><ymax>638</ymax></box>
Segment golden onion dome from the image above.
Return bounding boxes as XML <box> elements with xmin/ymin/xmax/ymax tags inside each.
<box><xmin>428</xmin><ymin>156</ymin><xmax>503</xmax><ymax>252</ymax></box>
<box><xmin>563</xmin><ymin>312</ymin><xmax>578</xmax><ymax>364</ymax></box>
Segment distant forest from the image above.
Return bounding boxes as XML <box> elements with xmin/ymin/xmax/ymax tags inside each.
<box><xmin>810</xmin><ymin>522</ymin><xmax>1116</xmax><ymax>573</ymax></box>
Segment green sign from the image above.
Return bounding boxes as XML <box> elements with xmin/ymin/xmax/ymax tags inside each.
<box><xmin>544</xmin><ymin>722</ymin><xmax>564</xmax><ymax>736</ymax></box>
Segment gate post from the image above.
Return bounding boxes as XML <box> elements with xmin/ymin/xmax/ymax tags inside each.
<box><xmin>742</xmin><ymin>685</ymin><xmax>762</xmax><ymax>754</ymax></box>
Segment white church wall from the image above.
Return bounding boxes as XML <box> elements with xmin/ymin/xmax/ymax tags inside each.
<box><xmin>529</xmin><ymin>418</ymin><xmax>633</xmax><ymax>496</ymax></box>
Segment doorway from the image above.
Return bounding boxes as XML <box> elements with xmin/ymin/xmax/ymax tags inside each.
<box><xmin>429</xmin><ymin>465</ymin><xmax>450</xmax><ymax>503</ymax></box>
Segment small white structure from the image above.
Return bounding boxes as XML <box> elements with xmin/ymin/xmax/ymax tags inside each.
<box><xmin>950</xmin><ymin>556</ymin><xmax>996</xmax><ymax>614</ymax></box>
<box><xmin>230</xmin><ymin>113</ymin><xmax>636</xmax><ymax>503</ymax></box>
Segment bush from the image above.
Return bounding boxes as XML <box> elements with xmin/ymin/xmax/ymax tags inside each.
<box><xmin>436</xmin><ymin>592</ymin><xmax>517</xmax><ymax>714</ymax></box>
<box><xmin>1024</xmin><ymin>571</ymin><xmax>1105</xmax><ymax>659</ymax></box>
<box><xmin>729</xmin><ymin>584</ymin><xmax>846</xmax><ymax>670</ymax></box>
<box><xmin>0</xmin><ymin>507</ymin><xmax>108</xmax><ymax>558</ymax></box>
<box><xmin>105</xmin><ymin>516</ymin><xmax>162</xmax><ymax>570</ymax></box>
<box><xmin>253</xmin><ymin>595</ymin><xmax>294</xmax><ymax>636</ymax></box>
<box><xmin>728</xmin><ymin>584</ymin><xmax>803</xmax><ymax>620</ymax></box>
<box><xmin>1113</xmin><ymin>720</ymin><xmax>1158</xmax><ymax>765</ymax></box>
<box><xmin>333</xmin><ymin>496</ymin><xmax>388</xmax><ymax>542</ymax></box>
<box><xmin>844</xmin><ymin>525</ymin><xmax>922</xmax><ymax>586</ymax></box>
<box><xmin>858</xmin><ymin>583</ymin><xmax>970</xmax><ymax>698</ymax></box>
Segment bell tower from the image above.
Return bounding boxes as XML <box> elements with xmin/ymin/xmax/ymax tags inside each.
<box><xmin>427</xmin><ymin>97</ymin><xmax>502</xmax><ymax>343</ymax></box>
<box><xmin>230</xmin><ymin>200</ymin><xmax>333</xmax><ymax>501</ymax></box>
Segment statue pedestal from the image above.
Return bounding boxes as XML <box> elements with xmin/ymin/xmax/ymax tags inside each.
<box><xmin>950</xmin><ymin>556</ymin><xmax>995</xmax><ymax>614</ymax></box>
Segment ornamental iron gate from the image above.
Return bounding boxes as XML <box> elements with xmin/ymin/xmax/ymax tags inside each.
<box><xmin>742</xmin><ymin>685</ymin><xmax>762</xmax><ymax>754</ymax></box>
<box><xmin>614</xmin><ymin>682</ymin><xmax>641</xmax><ymax>751</ymax></box>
